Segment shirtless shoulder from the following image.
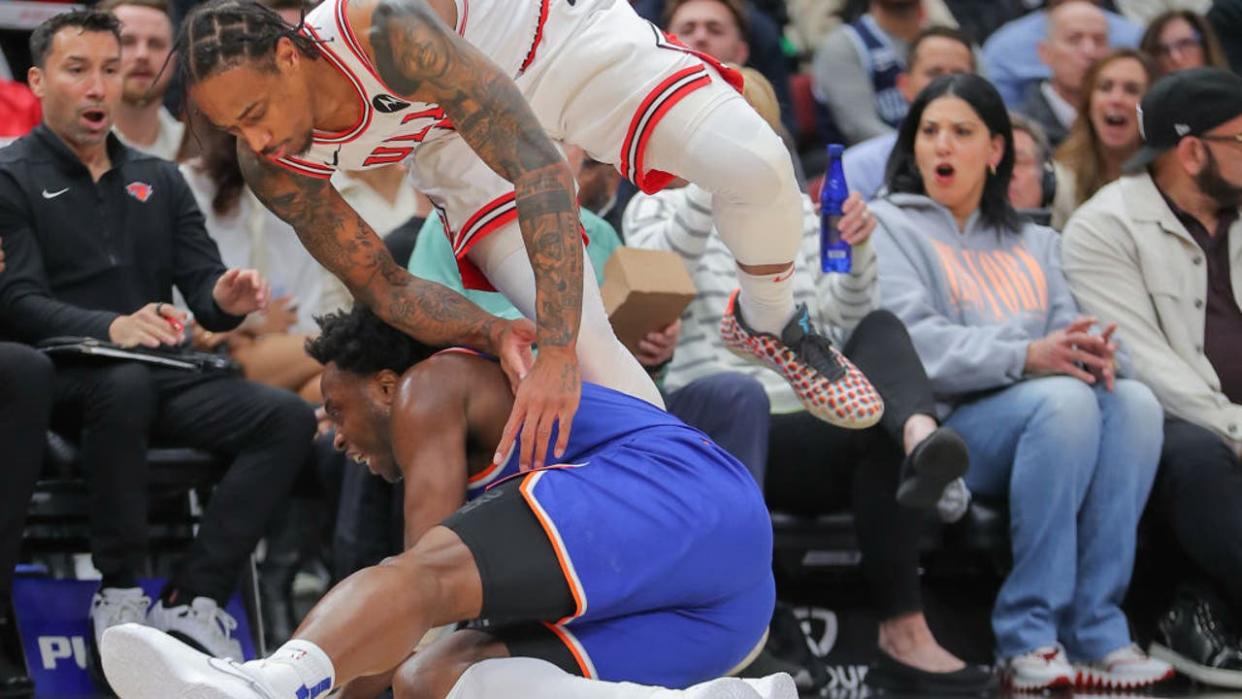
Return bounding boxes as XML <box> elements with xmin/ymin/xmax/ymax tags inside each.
<box><xmin>396</xmin><ymin>352</ymin><xmax>513</xmax><ymax>438</ymax></box>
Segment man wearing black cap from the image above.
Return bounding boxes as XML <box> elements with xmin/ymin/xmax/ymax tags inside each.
<box><xmin>1061</xmin><ymin>66</ymin><xmax>1242</xmax><ymax>689</ymax></box>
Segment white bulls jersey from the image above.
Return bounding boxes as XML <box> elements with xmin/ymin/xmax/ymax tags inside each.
<box><xmin>275</xmin><ymin>0</ymin><xmax>552</xmax><ymax>178</ymax></box>
<box><xmin>272</xmin><ymin>0</ymin><xmax>742</xmax><ymax>293</ymax></box>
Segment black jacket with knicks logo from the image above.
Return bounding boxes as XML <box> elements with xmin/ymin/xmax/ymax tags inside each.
<box><xmin>0</xmin><ymin>125</ymin><xmax>242</xmax><ymax>342</ymax></box>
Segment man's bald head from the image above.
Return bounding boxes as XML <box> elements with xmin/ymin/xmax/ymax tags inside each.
<box><xmin>1040</xmin><ymin>1</ymin><xmax>1110</xmax><ymax>99</ymax></box>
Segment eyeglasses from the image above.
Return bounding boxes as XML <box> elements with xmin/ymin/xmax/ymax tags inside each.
<box><xmin>1200</xmin><ymin>132</ymin><xmax>1242</xmax><ymax>146</ymax></box>
<box><xmin>1156</xmin><ymin>32</ymin><xmax>1202</xmax><ymax>57</ymax></box>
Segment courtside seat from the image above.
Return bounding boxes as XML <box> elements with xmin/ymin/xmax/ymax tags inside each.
<box><xmin>23</xmin><ymin>432</ymin><xmax>265</xmax><ymax>652</ymax></box>
<box><xmin>770</xmin><ymin>500</ymin><xmax>1011</xmax><ymax>585</ymax></box>
<box><xmin>25</xmin><ymin>432</ymin><xmax>224</xmax><ymax>554</ymax></box>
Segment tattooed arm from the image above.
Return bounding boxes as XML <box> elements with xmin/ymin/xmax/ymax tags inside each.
<box><xmin>364</xmin><ymin>0</ymin><xmax>584</xmax><ymax>469</ymax></box>
<box><xmin>237</xmin><ymin>147</ymin><xmax>535</xmax><ymax>369</ymax></box>
<box><xmin>366</xmin><ymin>0</ymin><xmax>583</xmax><ymax>353</ymax></box>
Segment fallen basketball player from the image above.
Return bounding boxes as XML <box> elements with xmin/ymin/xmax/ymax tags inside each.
<box><xmin>101</xmin><ymin>304</ymin><xmax>795</xmax><ymax>699</ymax></box>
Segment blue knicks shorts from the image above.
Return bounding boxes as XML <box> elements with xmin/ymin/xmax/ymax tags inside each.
<box><xmin>444</xmin><ymin>427</ymin><xmax>775</xmax><ymax>688</ymax></box>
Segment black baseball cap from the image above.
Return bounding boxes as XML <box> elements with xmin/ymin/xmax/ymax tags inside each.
<box><xmin>1123</xmin><ymin>67</ymin><xmax>1242</xmax><ymax>174</ymax></box>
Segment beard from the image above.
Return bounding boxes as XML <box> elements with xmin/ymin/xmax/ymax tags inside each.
<box><xmin>1196</xmin><ymin>147</ymin><xmax>1242</xmax><ymax>211</ymax></box>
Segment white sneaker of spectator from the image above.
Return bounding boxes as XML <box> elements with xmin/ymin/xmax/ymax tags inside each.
<box><xmin>90</xmin><ymin>587</ymin><xmax>152</xmax><ymax>648</ymax></box>
<box><xmin>1074</xmin><ymin>643</ymin><xmax>1175</xmax><ymax>690</ymax></box>
<box><xmin>147</xmin><ymin>596</ymin><xmax>244</xmax><ymax>660</ymax></box>
<box><xmin>936</xmin><ymin>478</ymin><xmax>972</xmax><ymax>523</ymax></box>
<box><xmin>1003</xmin><ymin>645</ymin><xmax>1074</xmax><ymax>691</ymax></box>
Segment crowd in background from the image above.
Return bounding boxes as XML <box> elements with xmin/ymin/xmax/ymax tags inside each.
<box><xmin>1</xmin><ymin>0</ymin><xmax>1242</xmax><ymax>695</ymax></box>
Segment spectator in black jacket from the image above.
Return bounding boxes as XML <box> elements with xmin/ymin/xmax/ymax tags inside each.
<box><xmin>0</xmin><ymin>238</ymin><xmax>52</xmax><ymax>696</ymax></box>
<box><xmin>0</xmin><ymin>10</ymin><xmax>315</xmax><ymax>663</ymax></box>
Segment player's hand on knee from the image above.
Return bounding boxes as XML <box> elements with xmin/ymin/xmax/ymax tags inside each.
<box><xmin>496</xmin><ymin>346</ymin><xmax>581</xmax><ymax>471</ymax></box>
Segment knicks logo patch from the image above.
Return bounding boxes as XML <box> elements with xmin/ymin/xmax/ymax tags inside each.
<box><xmin>125</xmin><ymin>182</ymin><xmax>153</xmax><ymax>203</ymax></box>
<box><xmin>372</xmin><ymin>94</ymin><xmax>411</xmax><ymax>114</ymax></box>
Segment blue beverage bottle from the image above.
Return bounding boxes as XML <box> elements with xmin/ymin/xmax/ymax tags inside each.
<box><xmin>820</xmin><ymin>144</ymin><xmax>852</xmax><ymax>273</ymax></box>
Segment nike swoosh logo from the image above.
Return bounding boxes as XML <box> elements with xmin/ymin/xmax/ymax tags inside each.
<box><xmin>42</xmin><ymin>187</ymin><xmax>69</xmax><ymax>199</ymax></box>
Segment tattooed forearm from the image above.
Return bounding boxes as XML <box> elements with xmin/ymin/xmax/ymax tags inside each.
<box><xmin>237</xmin><ymin>146</ymin><xmax>504</xmax><ymax>350</ymax></box>
<box><xmin>369</xmin><ymin>0</ymin><xmax>582</xmax><ymax>349</ymax></box>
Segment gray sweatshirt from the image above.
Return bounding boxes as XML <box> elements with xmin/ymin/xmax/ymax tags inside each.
<box><xmin>871</xmin><ymin>194</ymin><xmax>1098</xmax><ymax>411</ymax></box>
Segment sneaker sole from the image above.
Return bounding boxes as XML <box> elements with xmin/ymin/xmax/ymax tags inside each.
<box><xmin>721</xmin><ymin>330</ymin><xmax>883</xmax><ymax>430</ymax></box>
<box><xmin>1004</xmin><ymin>673</ymin><xmax>1073</xmax><ymax>692</ymax></box>
<box><xmin>1151</xmin><ymin>643</ymin><xmax>1242</xmax><ymax>689</ymax></box>
<box><xmin>1075</xmin><ymin>663</ymin><xmax>1176</xmax><ymax>690</ymax></box>
<box><xmin>101</xmin><ymin>624</ymin><xmax>268</xmax><ymax>699</ymax></box>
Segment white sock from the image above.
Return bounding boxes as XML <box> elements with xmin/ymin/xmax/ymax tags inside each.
<box><xmin>243</xmin><ymin>639</ymin><xmax>336</xmax><ymax>699</ymax></box>
<box><xmin>444</xmin><ymin>657</ymin><xmax>797</xmax><ymax>699</ymax></box>
<box><xmin>736</xmin><ymin>266</ymin><xmax>796</xmax><ymax>336</ymax></box>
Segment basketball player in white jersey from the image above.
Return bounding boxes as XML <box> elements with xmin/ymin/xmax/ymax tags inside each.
<box><xmin>178</xmin><ymin>0</ymin><xmax>883</xmax><ymax>470</ymax></box>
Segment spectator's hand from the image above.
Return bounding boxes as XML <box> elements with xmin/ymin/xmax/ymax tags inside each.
<box><xmin>839</xmin><ymin>192</ymin><xmax>876</xmax><ymax>246</ymax></box>
<box><xmin>1025</xmin><ymin>316</ymin><xmax>1114</xmax><ymax>384</ymax></box>
<box><xmin>253</xmin><ymin>295</ymin><xmax>299</xmax><ymax>336</ymax></box>
<box><xmin>1084</xmin><ymin>322</ymin><xmax>1118</xmax><ymax>392</ymax></box>
<box><xmin>190</xmin><ymin>321</ymin><xmax>231</xmax><ymax>351</ymax></box>
<box><xmin>636</xmin><ymin>319</ymin><xmax>681</xmax><ymax>367</ymax></box>
<box><xmin>109</xmin><ymin>302</ymin><xmax>188</xmax><ymax>348</ymax></box>
<box><xmin>0</xmin><ymin>236</ymin><xmax>5</xmax><ymax>274</ymax></box>
<box><xmin>212</xmin><ymin>268</ymin><xmax>269</xmax><ymax>317</ymax></box>
<box><xmin>495</xmin><ymin>344</ymin><xmax>581</xmax><ymax>473</ymax></box>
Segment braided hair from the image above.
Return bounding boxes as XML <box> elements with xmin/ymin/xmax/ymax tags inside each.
<box><xmin>178</xmin><ymin>0</ymin><xmax>321</xmax><ymax>86</ymax></box>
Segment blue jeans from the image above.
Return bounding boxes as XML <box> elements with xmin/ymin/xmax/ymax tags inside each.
<box><xmin>946</xmin><ymin>377</ymin><xmax>1162</xmax><ymax>661</ymax></box>
<box><xmin>665</xmin><ymin>372</ymin><xmax>770</xmax><ymax>488</ymax></box>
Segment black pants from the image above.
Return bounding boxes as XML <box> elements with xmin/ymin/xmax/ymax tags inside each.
<box><xmin>0</xmin><ymin>343</ymin><xmax>55</xmax><ymax>599</ymax></box>
<box><xmin>1150</xmin><ymin>417</ymin><xmax>1242</xmax><ymax>613</ymax></box>
<box><xmin>764</xmin><ymin>311</ymin><xmax>936</xmax><ymax>617</ymax></box>
<box><xmin>51</xmin><ymin>360</ymin><xmax>316</xmax><ymax>603</ymax></box>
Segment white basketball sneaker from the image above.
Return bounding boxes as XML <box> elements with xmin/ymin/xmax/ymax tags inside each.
<box><xmin>147</xmin><ymin>596</ymin><xmax>244</xmax><ymax>660</ymax></box>
<box><xmin>1075</xmin><ymin>644</ymin><xmax>1175</xmax><ymax>689</ymax></box>
<box><xmin>101</xmin><ymin>623</ymin><xmax>277</xmax><ymax>699</ymax></box>
<box><xmin>1003</xmin><ymin>645</ymin><xmax>1074</xmax><ymax>691</ymax></box>
<box><xmin>654</xmin><ymin>673</ymin><xmax>798</xmax><ymax>699</ymax></box>
<box><xmin>89</xmin><ymin>588</ymin><xmax>151</xmax><ymax>648</ymax></box>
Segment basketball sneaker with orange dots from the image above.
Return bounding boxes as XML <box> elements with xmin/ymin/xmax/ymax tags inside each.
<box><xmin>720</xmin><ymin>289</ymin><xmax>882</xmax><ymax>429</ymax></box>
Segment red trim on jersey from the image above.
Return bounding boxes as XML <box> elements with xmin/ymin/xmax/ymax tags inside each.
<box><xmin>272</xmin><ymin>155</ymin><xmax>335</xmax><ymax>180</ymax></box>
<box><xmin>335</xmin><ymin>0</ymin><xmax>385</xmax><ymax>86</ymax></box>
<box><xmin>362</xmin><ymin>146</ymin><xmax>415</xmax><ymax>167</ymax></box>
<box><xmin>615</xmin><ymin>27</ymin><xmax>747</xmax><ymax>194</ymax></box>
<box><xmin>619</xmin><ymin>66</ymin><xmax>711</xmax><ymax>193</ymax></box>
<box><xmin>302</xmin><ymin>24</ymin><xmax>373</xmax><ymax>145</ymax></box>
<box><xmin>518</xmin><ymin>0</ymin><xmax>551</xmax><ymax>75</ymax></box>
<box><xmin>454</xmin><ymin>192</ymin><xmax>517</xmax><ymax>256</ymax></box>
<box><xmin>452</xmin><ymin>194</ymin><xmax>590</xmax><ymax>293</ymax></box>
<box><xmin>457</xmin><ymin>0</ymin><xmax>469</xmax><ymax>36</ymax></box>
<box><xmin>657</xmin><ymin>29</ymin><xmax>746</xmax><ymax>93</ymax></box>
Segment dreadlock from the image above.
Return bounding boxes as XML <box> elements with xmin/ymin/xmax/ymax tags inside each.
<box><xmin>178</xmin><ymin>0</ymin><xmax>321</xmax><ymax>85</ymax></box>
